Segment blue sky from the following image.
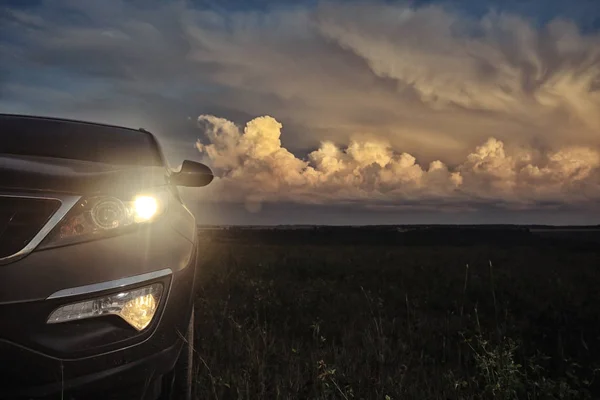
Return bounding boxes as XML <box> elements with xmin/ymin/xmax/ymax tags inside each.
<box><xmin>2</xmin><ymin>0</ymin><xmax>600</xmax><ymax>224</ymax></box>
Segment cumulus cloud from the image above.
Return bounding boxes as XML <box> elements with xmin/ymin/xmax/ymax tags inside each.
<box><xmin>196</xmin><ymin>115</ymin><xmax>600</xmax><ymax>210</ymax></box>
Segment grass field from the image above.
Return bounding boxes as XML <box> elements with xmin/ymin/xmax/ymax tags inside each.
<box><xmin>192</xmin><ymin>227</ymin><xmax>600</xmax><ymax>399</ymax></box>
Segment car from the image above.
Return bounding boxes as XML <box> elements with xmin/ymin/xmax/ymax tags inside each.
<box><xmin>0</xmin><ymin>114</ymin><xmax>213</xmax><ymax>400</ymax></box>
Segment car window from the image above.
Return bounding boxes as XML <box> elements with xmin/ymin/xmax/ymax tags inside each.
<box><xmin>0</xmin><ymin>115</ymin><xmax>163</xmax><ymax>167</ymax></box>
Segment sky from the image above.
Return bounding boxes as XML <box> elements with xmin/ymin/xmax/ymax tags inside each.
<box><xmin>1</xmin><ymin>0</ymin><xmax>600</xmax><ymax>225</ymax></box>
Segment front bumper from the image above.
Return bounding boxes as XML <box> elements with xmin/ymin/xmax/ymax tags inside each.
<box><xmin>0</xmin><ymin>219</ymin><xmax>197</xmax><ymax>399</ymax></box>
<box><xmin>0</xmin><ymin>339</ymin><xmax>182</xmax><ymax>400</ymax></box>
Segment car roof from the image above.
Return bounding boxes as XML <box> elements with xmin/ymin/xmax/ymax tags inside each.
<box><xmin>0</xmin><ymin>113</ymin><xmax>152</xmax><ymax>135</ymax></box>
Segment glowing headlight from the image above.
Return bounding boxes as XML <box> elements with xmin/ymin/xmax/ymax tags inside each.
<box><xmin>134</xmin><ymin>195</ymin><xmax>158</xmax><ymax>221</ymax></box>
<box><xmin>39</xmin><ymin>188</ymin><xmax>169</xmax><ymax>249</ymax></box>
<box><xmin>47</xmin><ymin>283</ymin><xmax>163</xmax><ymax>331</ymax></box>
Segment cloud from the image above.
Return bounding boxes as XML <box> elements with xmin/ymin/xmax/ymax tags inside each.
<box><xmin>180</xmin><ymin>1</ymin><xmax>600</xmax><ymax>164</ymax></box>
<box><xmin>316</xmin><ymin>3</ymin><xmax>600</xmax><ymax>118</ymax></box>
<box><xmin>2</xmin><ymin>0</ymin><xmax>600</xmax><ymax>216</ymax></box>
<box><xmin>195</xmin><ymin>114</ymin><xmax>600</xmax><ymax>210</ymax></box>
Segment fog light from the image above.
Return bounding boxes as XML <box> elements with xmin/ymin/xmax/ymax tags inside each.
<box><xmin>47</xmin><ymin>283</ymin><xmax>163</xmax><ymax>331</ymax></box>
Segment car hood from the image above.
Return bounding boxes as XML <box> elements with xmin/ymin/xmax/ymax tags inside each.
<box><xmin>0</xmin><ymin>154</ymin><xmax>169</xmax><ymax>195</ymax></box>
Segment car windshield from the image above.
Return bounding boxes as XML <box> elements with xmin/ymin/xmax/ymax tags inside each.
<box><xmin>0</xmin><ymin>115</ymin><xmax>163</xmax><ymax>167</ymax></box>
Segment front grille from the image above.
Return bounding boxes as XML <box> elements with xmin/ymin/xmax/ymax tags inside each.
<box><xmin>0</xmin><ymin>197</ymin><xmax>61</xmax><ymax>259</ymax></box>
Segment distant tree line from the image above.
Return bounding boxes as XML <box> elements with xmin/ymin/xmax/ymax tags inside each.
<box><xmin>198</xmin><ymin>226</ymin><xmax>600</xmax><ymax>250</ymax></box>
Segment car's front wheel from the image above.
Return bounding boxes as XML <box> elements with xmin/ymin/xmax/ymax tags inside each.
<box><xmin>160</xmin><ymin>306</ymin><xmax>195</xmax><ymax>400</ymax></box>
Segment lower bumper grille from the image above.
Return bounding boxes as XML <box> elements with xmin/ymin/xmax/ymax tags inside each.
<box><xmin>0</xmin><ymin>197</ymin><xmax>61</xmax><ymax>259</ymax></box>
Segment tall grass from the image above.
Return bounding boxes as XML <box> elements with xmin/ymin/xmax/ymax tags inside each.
<box><xmin>192</xmin><ymin>239</ymin><xmax>600</xmax><ymax>399</ymax></box>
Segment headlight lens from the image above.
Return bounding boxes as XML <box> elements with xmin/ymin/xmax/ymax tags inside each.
<box><xmin>39</xmin><ymin>188</ymin><xmax>169</xmax><ymax>249</ymax></box>
<box><xmin>47</xmin><ymin>283</ymin><xmax>163</xmax><ymax>331</ymax></box>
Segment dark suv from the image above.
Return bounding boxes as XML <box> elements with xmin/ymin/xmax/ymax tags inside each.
<box><xmin>0</xmin><ymin>114</ymin><xmax>213</xmax><ymax>399</ymax></box>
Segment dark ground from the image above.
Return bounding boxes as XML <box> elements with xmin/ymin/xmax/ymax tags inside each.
<box><xmin>192</xmin><ymin>226</ymin><xmax>600</xmax><ymax>399</ymax></box>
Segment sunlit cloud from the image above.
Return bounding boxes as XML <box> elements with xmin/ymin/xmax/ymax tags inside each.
<box><xmin>195</xmin><ymin>114</ymin><xmax>600</xmax><ymax>210</ymax></box>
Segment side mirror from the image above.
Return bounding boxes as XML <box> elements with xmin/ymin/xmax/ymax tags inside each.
<box><xmin>170</xmin><ymin>160</ymin><xmax>214</xmax><ymax>187</ymax></box>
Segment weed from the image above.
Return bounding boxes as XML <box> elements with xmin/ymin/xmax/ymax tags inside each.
<box><xmin>192</xmin><ymin>234</ymin><xmax>600</xmax><ymax>399</ymax></box>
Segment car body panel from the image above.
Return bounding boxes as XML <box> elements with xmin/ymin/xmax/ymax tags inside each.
<box><xmin>167</xmin><ymin>198</ymin><xmax>198</xmax><ymax>243</ymax></box>
<box><xmin>0</xmin><ymin>154</ymin><xmax>169</xmax><ymax>195</ymax></box>
<box><xmin>0</xmin><ymin>215</ymin><xmax>194</xmax><ymax>303</ymax></box>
